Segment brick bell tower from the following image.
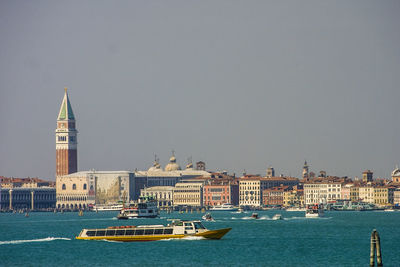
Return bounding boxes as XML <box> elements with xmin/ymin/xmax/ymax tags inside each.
<box><xmin>56</xmin><ymin>88</ymin><xmax>78</xmax><ymax>176</ymax></box>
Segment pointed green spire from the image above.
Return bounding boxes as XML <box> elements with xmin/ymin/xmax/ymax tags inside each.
<box><xmin>57</xmin><ymin>87</ymin><xmax>75</xmax><ymax>120</ymax></box>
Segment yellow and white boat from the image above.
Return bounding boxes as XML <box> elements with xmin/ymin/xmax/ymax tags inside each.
<box><xmin>76</xmin><ymin>220</ymin><xmax>231</xmax><ymax>242</ymax></box>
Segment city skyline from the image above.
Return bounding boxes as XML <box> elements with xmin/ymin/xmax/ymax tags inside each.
<box><xmin>1</xmin><ymin>1</ymin><xmax>400</xmax><ymax>180</ymax></box>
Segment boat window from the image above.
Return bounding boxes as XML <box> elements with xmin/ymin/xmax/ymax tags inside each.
<box><xmin>163</xmin><ymin>228</ymin><xmax>173</xmax><ymax>235</ymax></box>
<box><xmin>116</xmin><ymin>230</ymin><xmax>125</xmax><ymax>236</ymax></box>
<box><xmin>126</xmin><ymin>230</ymin><xmax>134</xmax><ymax>235</ymax></box>
<box><xmin>106</xmin><ymin>230</ymin><xmax>116</xmax><ymax>236</ymax></box>
<box><xmin>135</xmin><ymin>229</ymin><xmax>144</xmax><ymax>235</ymax></box>
<box><xmin>154</xmin><ymin>229</ymin><xmax>163</xmax><ymax>235</ymax></box>
<box><xmin>144</xmin><ymin>229</ymin><xmax>154</xmax><ymax>235</ymax></box>
<box><xmin>194</xmin><ymin>222</ymin><xmax>205</xmax><ymax>229</ymax></box>
<box><xmin>86</xmin><ymin>231</ymin><xmax>96</xmax><ymax>236</ymax></box>
<box><xmin>96</xmin><ymin>230</ymin><xmax>106</xmax><ymax>236</ymax></box>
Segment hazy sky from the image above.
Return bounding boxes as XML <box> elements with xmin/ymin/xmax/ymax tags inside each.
<box><xmin>1</xmin><ymin>1</ymin><xmax>400</xmax><ymax>180</ymax></box>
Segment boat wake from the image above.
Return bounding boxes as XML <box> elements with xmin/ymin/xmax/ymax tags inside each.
<box><xmin>0</xmin><ymin>237</ymin><xmax>71</xmax><ymax>245</ymax></box>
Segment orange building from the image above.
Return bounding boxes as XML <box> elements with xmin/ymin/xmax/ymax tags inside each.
<box><xmin>203</xmin><ymin>179</ymin><xmax>239</xmax><ymax>207</ymax></box>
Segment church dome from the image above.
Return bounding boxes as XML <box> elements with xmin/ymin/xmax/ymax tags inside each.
<box><xmin>186</xmin><ymin>162</ymin><xmax>193</xmax><ymax>170</ymax></box>
<box><xmin>148</xmin><ymin>161</ymin><xmax>163</xmax><ymax>172</ymax></box>
<box><xmin>392</xmin><ymin>166</ymin><xmax>400</xmax><ymax>177</ymax></box>
<box><xmin>165</xmin><ymin>155</ymin><xmax>181</xmax><ymax>171</ymax></box>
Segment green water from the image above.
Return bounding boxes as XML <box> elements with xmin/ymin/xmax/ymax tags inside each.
<box><xmin>0</xmin><ymin>210</ymin><xmax>399</xmax><ymax>266</ymax></box>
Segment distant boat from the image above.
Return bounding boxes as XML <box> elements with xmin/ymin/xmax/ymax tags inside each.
<box><xmin>202</xmin><ymin>213</ymin><xmax>215</xmax><ymax>222</ymax></box>
<box><xmin>25</xmin><ymin>212</ymin><xmax>29</xmax><ymax>218</ymax></box>
<box><xmin>210</xmin><ymin>203</ymin><xmax>238</xmax><ymax>211</ymax></box>
<box><xmin>79</xmin><ymin>210</ymin><xmax>84</xmax><ymax>216</ymax></box>
<box><xmin>93</xmin><ymin>204</ymin><xmax>123</xmax><ymax>212</ymax></box>
<box><xmin>272</xmin><ymin>214</ymin><xmax>283</xmax><ymax>220</ymax></box>
<box><xmin>305</xmin><ymin>204</ymin><xmax>324</xmax><ymax>218</ymax></box>
<box><xmin>251</xmin><ymin>213</ymin><xmax>259</xmax><ymax>219</ymax></box>
<box><xmin>117</xmin><ymin>197</ymin><xmax>158</xmax><ymax>218</ymax></box>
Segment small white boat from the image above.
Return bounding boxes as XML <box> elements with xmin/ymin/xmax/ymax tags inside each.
<box><xmin>210</xmin><ymin>203</ymin><xmax>238</xmax><ymax>211</ymax></box>
<box><xmin>202</xmin><ymin>213</ymin><xmax>215</xmax><ymax>222</ymax></box>
<box><xmin>272</xmin><ymin>214</ymin><xmax>283</xmax><ymax>220</ymax></box>
<box><xmin>384</xmin><ymin>208</ymin><xmax>395</xmax><ymax>212</ymax></box>
<box><xmin>305</xmin><ymin>204</ymin><xmax>324</xmax><ymax>218</ymax></box>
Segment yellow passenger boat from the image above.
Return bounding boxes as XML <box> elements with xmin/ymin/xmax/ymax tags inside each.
<box><xmin>76</xmin><ymin>220</ymin><xmax>231</xmax><ymax>242</ymax></box>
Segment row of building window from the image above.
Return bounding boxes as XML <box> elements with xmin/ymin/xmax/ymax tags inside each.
<box><xmin>62</xmin><ymin>184</ymin><xmax>87</xmax><ymax>190</ymax></box>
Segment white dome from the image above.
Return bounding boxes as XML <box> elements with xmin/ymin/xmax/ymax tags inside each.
<box><xmin>148</xmin><ymin>161</ymin><xmax>163</xmax><ymax>172</ymax></box>
<box><xmin>165</xmin><ymin>155</ymin><xmax>181</xmax><ymax>171</ymax></box>
<box><xmin>392</xmin><ymin>167</ymin><xmax>400</xmax><ymax>177</ymax></box>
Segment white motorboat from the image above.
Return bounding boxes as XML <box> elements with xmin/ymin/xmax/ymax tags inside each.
<box><xmin>305</xmin><ymin>204</ymin><xmax>324</xmax><ymax>218</ymax></box>
<box><xmin>210</xmin><ymin>203</ymin><xmax>238</xmax><ymax>211</ymax></box>
<box><xmin>272</xmin><ymin>214</ymin><xmax>283</xmax><ymax>220</ymax></box>
<box><xmin>202</xmin><ymin>213</ymin><xmax>215</xmax><ymax>222</ymax></box>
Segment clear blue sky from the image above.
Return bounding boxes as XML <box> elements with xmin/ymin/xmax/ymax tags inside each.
<box><xmin>1</xmin><ymin>1</ymin><xmax>400</xmax><ymax>180</ymax></box>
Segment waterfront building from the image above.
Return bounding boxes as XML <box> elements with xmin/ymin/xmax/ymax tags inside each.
<box><xmin>374</xmin><ymin>186</ymin><xmax>395</xmax><ymax>206</ymax></box>
<box><xmin>362</xmin><ymin>170</ymin><xmax>373</xmax><ymax>183</ymax></box>
<box><xmin>262</xmin><ymin>186</ymin><xmax>290</xmax><ymax>207</ymax></box>
<box><xmin>239</xmin><ymin>176</ymin><xmax>299</xmax><ymax>207</ymax></box>
<box><xmin>56</xmin><ymin>171</ymin><xmax>146</xmax><ymax>209</ymax></box>
<box><xmin>56</xmin><ymin>88</ymin><xmax>78</xmax><ymax>177</ymax></box>
<box><xmin>359</xmin><ymin>185</ymin><xmax>375</xmax><ymax>204</ymax></box>
<box><xmin>173</xmin><ymin>181</ymin><xmax>204</xmax><ymax>208</ymax></box>
<box><xmin>0</xmin><ymin>187</ymin><xmax>56</xmax><ymax>211</ymax></box>
<box><xmin>140</xmin><ymin>186</ymin><xmax>174</xmax><ymax>208</ymax></box>
<box><xmin>283</xmin><ymin>186</ymin><xmax>304</xmax><ymax>207</ymax></box>
<box><xmin>393</xmin><ymin>189</ymin><xmax>400</xmax><ymax>206</ymax></box>
<box><xmin>304</xmin><ymin>179</ymin><xmax>342</xmax><ymax>205</ymax></box>
<box><xmin>392</xmin><ymin>166</ymin><xmax>400</xmax><ymax>183</ymax></box>
<box><xmin>341</xmin><ymin>184</ymin><xmax>352</xmax><ymax>200</ymax></box>
<box><xmin>203</xmin><ymin>178</ymin><xmax>239</xmax><ymax>207</ymax></box>
<box><xmin>350</xmin><ymin>185</ymin><xmax>360</xmax><ymax>202</ymax></box>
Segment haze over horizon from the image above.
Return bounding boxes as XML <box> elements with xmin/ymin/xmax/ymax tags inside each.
<box><xmin>1</xmin><ymin>1</ymin><xmax>400</xmax><ymax>181</ymax></box>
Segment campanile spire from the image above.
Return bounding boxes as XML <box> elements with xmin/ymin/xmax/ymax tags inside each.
<box><xmin>56</xmin><ymin>88</ymin><xmax>78</xmax><ymax>176</ymax></box>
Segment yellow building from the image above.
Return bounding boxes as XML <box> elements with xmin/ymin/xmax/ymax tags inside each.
<box><xmin>173</xmin><ymin>182</ymin><xmax>203</xmax><ymax>207</ymax></box>
<box><xmin>283</xmin><ymin>188</ymin><xmax>304</xmax><ymax>207</ymax></box>
<box><xmin>359</xmin><ymin>186</ymin><xmax>375</xmax><ymax>204</ymax></box>
<box><xmin>374</xmin><ymin>186</ymin><xmax>395</xmax><ymax>206</ymax></box>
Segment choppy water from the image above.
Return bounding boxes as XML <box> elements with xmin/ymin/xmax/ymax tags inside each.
<box><xmin>0</xmin><ymin>210</ymin><xmax>399</xmax><ymax>266</ymax></box>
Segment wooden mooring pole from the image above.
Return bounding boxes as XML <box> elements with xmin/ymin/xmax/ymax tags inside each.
<box><xmin>370</xmin><ymin>229</ymin><xmax>383</xmax><ymax>267</ymax></box>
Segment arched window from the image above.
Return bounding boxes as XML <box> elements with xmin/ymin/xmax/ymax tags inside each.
<box><xmin>83</xmin><ymin>184</ymin><xmax>87</xmax><ymax>190</ymax></box>
<box><xmin>62</xmin><ymin>184</ymin><xmax>66</xmax><ymax>190</ymax></box>
<box><xmin>73</xmin><ymin>184</ymin><xmax>76</xmax><ymax>190</ymax></box>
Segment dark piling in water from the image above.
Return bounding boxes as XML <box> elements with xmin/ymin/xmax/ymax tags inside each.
<box><xmin>370</xmin><ymin>229</ymin><xmax>383</xmax><ymax>267</ymax></box>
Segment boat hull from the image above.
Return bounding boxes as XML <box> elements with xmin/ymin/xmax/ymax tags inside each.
<box><xmin>76</xmin><ymin>228</ymin><xmax>231</xmax><ymax>242</ymax></box>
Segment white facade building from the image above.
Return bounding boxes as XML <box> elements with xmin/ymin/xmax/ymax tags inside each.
<box><xmin>304</xmin><ymin>182</ymin><xmax>342</xmax><ymax>205</ymax></box>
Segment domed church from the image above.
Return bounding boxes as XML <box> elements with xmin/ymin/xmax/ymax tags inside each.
<box><xmin>392</xmin><ymin>166</ymin><xmax>400</xmax><ymax>183</ymax></box>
